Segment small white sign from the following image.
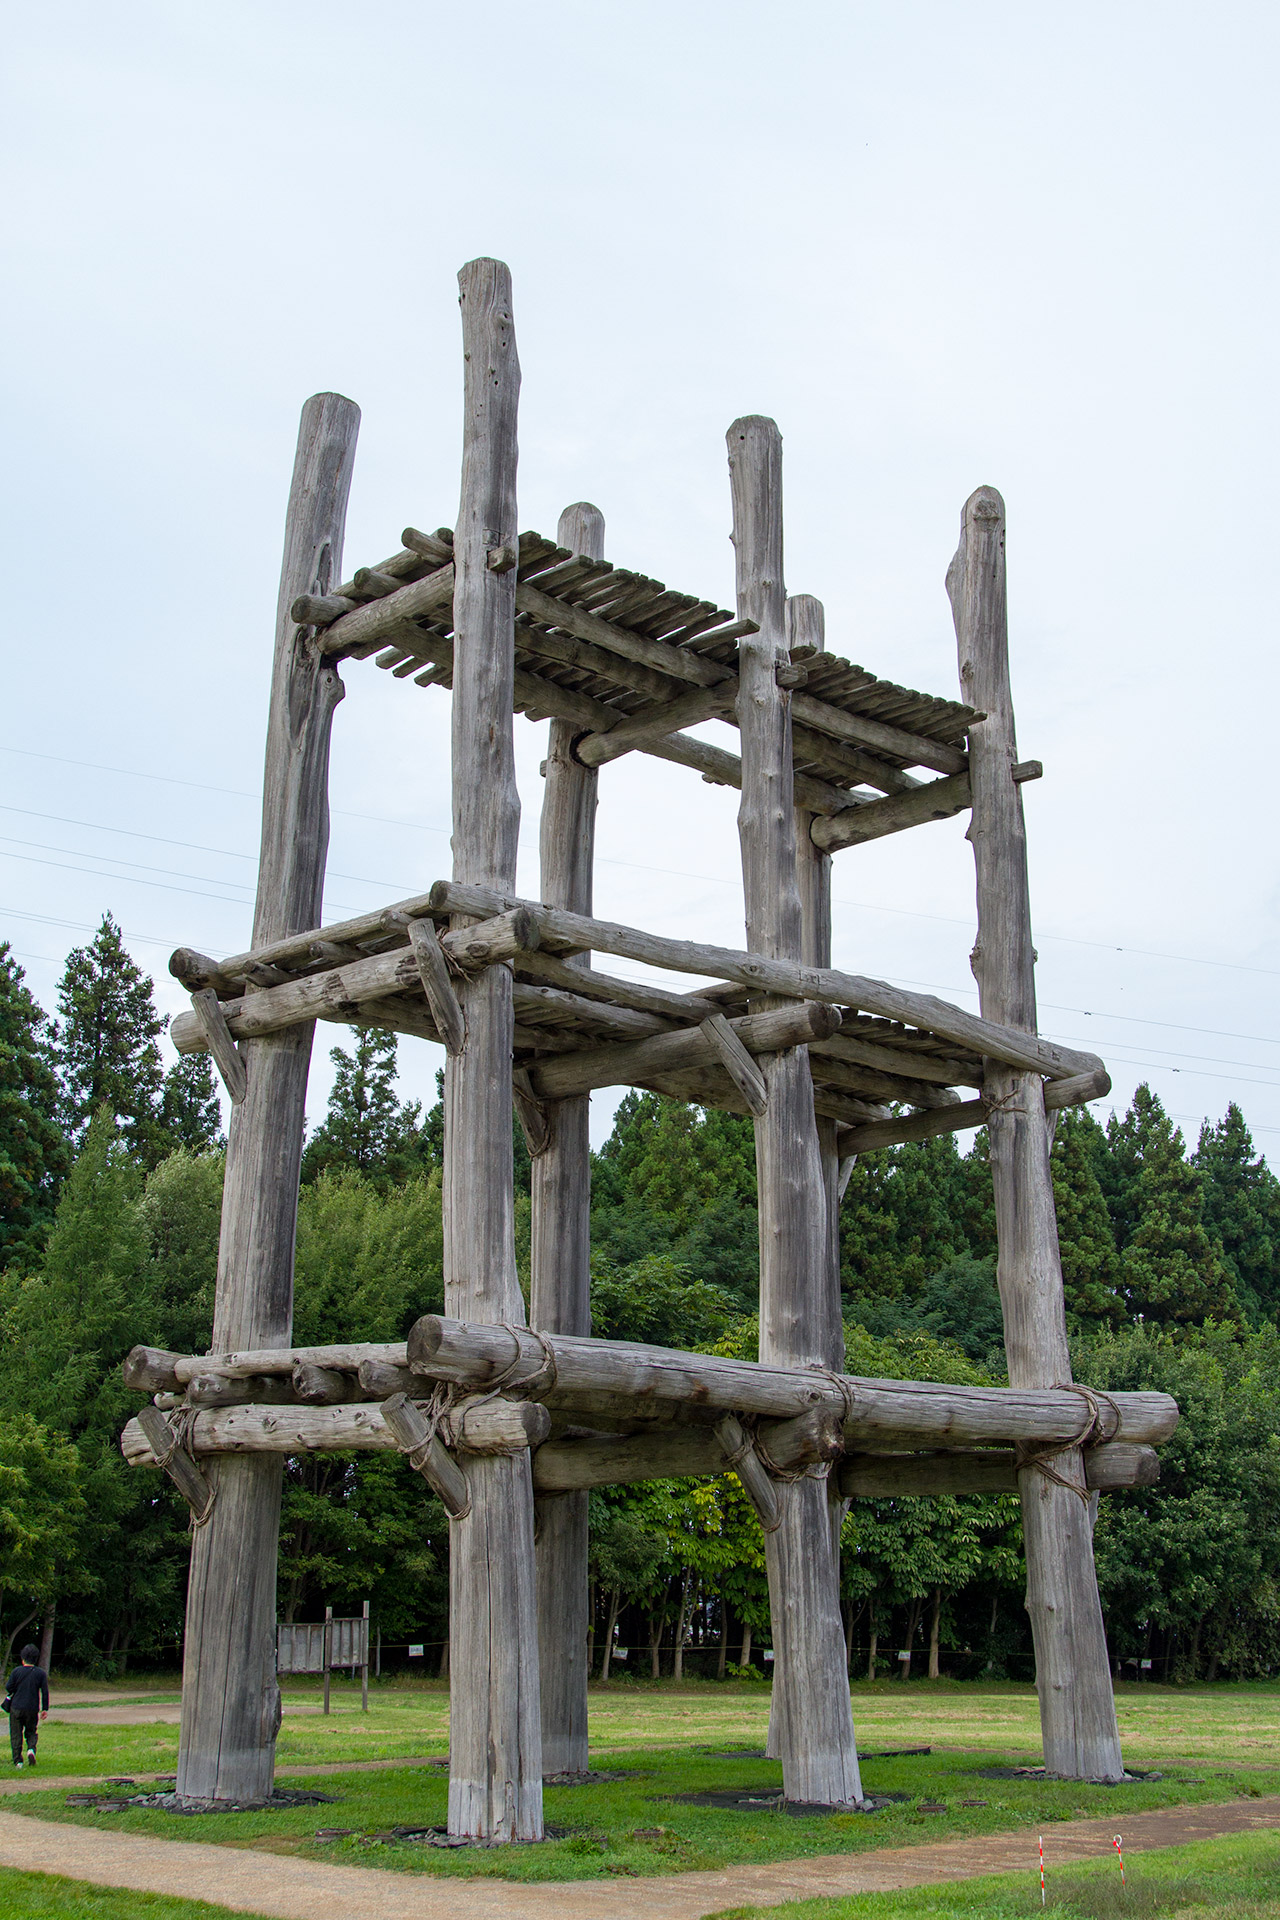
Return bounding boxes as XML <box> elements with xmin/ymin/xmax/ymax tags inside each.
<box><xmin>898</xmin><ymin>1651</ymin><xmax>913</xmax><ymax>1661</ymax></box>
<box><xmin>614</xmin><ymin>1648</ymin><xmax>628</xmax><ymax>1659</ymax></box>
<box><xmin>763</xmin><ymin>1649</ymin><xmax>775</xmax><ymax>1662</ymax></box>
<box><xmin>1140</xmin><ymin>1658</ymin><xmax>1153</xmax><ymax>1670</ymax></box>
<box><xmin>409</xmin><ymin>1644</ymin><xmax>425</xmax><ymax>1658</ymax></box>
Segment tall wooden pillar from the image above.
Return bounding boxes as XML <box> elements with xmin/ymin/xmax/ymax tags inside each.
<box><xmin>444</xmin><ymin>258</ymin><xmax>544</xmax><ymax>1840</ymax></box>
<box><xmin>948</xmin><ymin>486</ymin><xmax>1123</xmax><ymax>1782</ymax></box>
<box><xmin>177</xmin><ymin>392</ymin><xmax>359</xmax><ymax>1803</ymax></box>
<box><xmin>532</xmin><ymin>499</ymin><xmax>605</xmax><ymax>1778</ymax></box>
<box><xmin>729</xmin><ymin>418</ymin><xmax>863</xmax><ymax>1809</ymax></box>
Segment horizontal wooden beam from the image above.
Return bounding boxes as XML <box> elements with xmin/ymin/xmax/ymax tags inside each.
<box><xmin>811</xmin><ymin>772</ymin><xmax>972</xmax><ymax>852</ymax></box>
<box><xmin>526</xmin><ymin>1000</ymin><xmax>839</xmax><ymax>1101</ymax></box>
<box><xmin>835</xmin><ymin>1067</ymin><xmax>1113</xmax><ymax>1155</ymax></box>
<box><xmin>406</xmin><ymin>1317</ymin><xmax>1178</xmax><ymax>1448</ymax></box>
<box><xmin>122</xmin><ymin>1393</ymin><xmax>550</xmax><ymax>1467</ymax></box>
<box><xmin>837</xmin><ymin>1443</ymin><xmax>1159</xmax><ymax>1499</ymax></box>
<box><xmin>427</xmin><ymin>882</ymin><xmax>1106</xmax><ymax>1083</ymax></box>
<box><xmin>169</xmin><ymin>908</ymin><xmax>537</xmax><ymax>1056</ymax></box>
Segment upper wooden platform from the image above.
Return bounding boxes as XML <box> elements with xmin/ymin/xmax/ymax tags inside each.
<box><xmin>291</xmin><ymin>527</ymin><xmax>984</xmax><ymax>845</ymax></box>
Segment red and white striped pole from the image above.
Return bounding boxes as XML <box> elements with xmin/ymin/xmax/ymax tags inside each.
<box><xmin>1039</xmin><ymin>1834</ymin><xmax>1045</xmax><ymax>1905</ymax></box>
<box><xmin>1113</xmin><ymin>1834</ymin><xmax>1126</xmax><ymax>1891</ymax></box>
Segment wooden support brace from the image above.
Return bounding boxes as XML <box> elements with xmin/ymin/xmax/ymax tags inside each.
<box><xmin>136</xmin><ymin>1405</ymin><xmax>215</xmax><ymax>1524</ymax></box>
<box><xmin>407</xmin><ymin>916</ymin><xmax>466</xmax><ymax>1054</ymax></box>
<box><xmin>811</xmin><ymin>772</ymin><xmax>972</xmax><ymax>852</ymax></box>
<box><xmin>713</xmin><ymin>1414</ymin><xmax>781</xmax><ymax>1533</ymax></box>
<box><xmin>512</xmin><ymin>1069</ymin><xmax>552</xmax><ymax>1158</ymax></box>
<box><xmin>699</xmin><ymin>1013</ymin><xmax>768</xmax><ymax>1116</ymax></box>
<box><xmin>380</xmin><ymin>1392</ymin><xmax>470</xmax><ymax>1518</ymax></box>
<box><xmin>190</xmin><ymin>989</ymin><xmax>247</xmax><ymax>1105</ymax></box>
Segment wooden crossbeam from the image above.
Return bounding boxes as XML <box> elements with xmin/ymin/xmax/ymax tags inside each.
<box><xmin>428</xmin><ymin>882</ymin><xmax>1105</xmax><ymax>1083</ymax></box>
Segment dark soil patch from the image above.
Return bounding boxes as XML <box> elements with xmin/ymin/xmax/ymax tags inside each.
<box><xmin>663</xmin><ymin>1787</ymin><xmax>908</xmax><ymax>1814</ymax></box>
<box><xmin>975</xmin><ymin>1765</ymin><xmax>1163</xmax><ymax>1784</ymax></box>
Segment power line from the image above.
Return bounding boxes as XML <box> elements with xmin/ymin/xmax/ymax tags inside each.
<box><xmin>4</xmin><ymin>743</ymin><xmax>1279</xmax><ymax>983</ymax></box>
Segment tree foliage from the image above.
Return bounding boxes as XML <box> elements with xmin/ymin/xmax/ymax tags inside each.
<box><xmin>0</xmin><ymin>944</ymin><xmax>68</xmax><ymax>1265</ymax></box>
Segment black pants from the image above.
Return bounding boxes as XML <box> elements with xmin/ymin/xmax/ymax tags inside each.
<box><xmin>9</xmin><ymin>1711</ymin><xmax>37</xmax><ymax>1762</ymax></box>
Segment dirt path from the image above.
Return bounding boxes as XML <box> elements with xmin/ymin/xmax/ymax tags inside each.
<box><xmin>0</xmin><ymin>1795</ymin><xmax>1275</xmax><ymax>1919</ymax></box>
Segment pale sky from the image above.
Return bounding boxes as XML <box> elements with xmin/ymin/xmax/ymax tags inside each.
<box><xmin>4</xmin><ymin>1</ymin><xmax>1278</xmax><ymax>1158</ymax></box>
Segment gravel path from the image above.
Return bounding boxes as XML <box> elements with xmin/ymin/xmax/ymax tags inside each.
<box><xmin>0</xmin><ymin>1794</ymin><xmax>1275</xmax><ymax>1918</ymax></box>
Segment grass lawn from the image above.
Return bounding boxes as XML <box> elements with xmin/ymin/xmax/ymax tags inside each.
<box><xmin>705</xmin><ymin>1830</ymin><xmax>1280</xmax><ymax>1918</ymax></box>
<box><xmin>7</xmin><ymin>1734</ymin><xmax>1279</xmax><ymax>1883</ymax></box>
<box><xmin>0</xmin><ymin>1868</ymin><xmax>275</xmax><ymax>1920</ymax></box>
<box><xmin>34</xmin><ymin>1673</ymin><xmax>1280</xmax><ymax>1779</ymax></box>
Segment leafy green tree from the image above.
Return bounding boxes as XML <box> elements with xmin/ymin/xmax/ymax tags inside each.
<box><xmin>0</xmin><ymin>944</ymin><xmax>68</xmax><ymax>1266</ymax></box>
<box><xmin>1105</xmin><ymin>1085</ymin><xmax>1239</xmax><ymax>1326</ymax></box>
<box><xmin>53</xmin><ymin>916</ymin><xmax>166</xmax><ymax>1163</ymax></box>
<box><xmin>301</xmin><ymin>1030</ymin><xmax>426</xmax><ymax>1188</ymax></box>
<box><xmin>590</xmin><ymin>1251</ymin><xmax>736</xmax><ymax>1348</ymax></box>
<box><xmin>0</xmin><ymin>1414</ymin><xmax>87</xmax><ymax>1667</ymax></box>
<box><xmin>1082</xmin><ymin>1323</ymin><xmax>1280</xmax><ymax>1678</ymax></box>
<box><xmin>159</xmin><ymin>1054</ymin><xmax>223</xmax><ymax>1156</ymax></box>
<box><xmin>1194</xmin><ymin>1104</ymin><xmax>1280</xmax><ymax>1324</ymax></box>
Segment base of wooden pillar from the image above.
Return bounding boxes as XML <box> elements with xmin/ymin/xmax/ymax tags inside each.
<box><xmin>764</xmin><ymin>1474</ymin><xmax>863</xmax><ymax>1808</ymax></box>
<box><xmin>448</xmin><ymin>1452</ymin><xmax>544</xmax><ymax>1840</ymax></box>
<box><xmin>1020</xmin><ymin>1462</ymin><xmax>1124</xmax><ymax>1782</ymax></box>
<box><xmin>176</xmin><ymin>1454</ymin><xmax>283</xmax><ymax>1804</ymax></box>
<box><xmin>536</xmin><ymin>1491</ymin><xmax>589</xmax><ymax>1777</ymax></box>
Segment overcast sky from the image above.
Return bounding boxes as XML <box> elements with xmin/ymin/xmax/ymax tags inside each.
<box><xmin>4</xmin><ymin>1</ymin><xmax>1278</xmax><ymax>1158</ymax></box>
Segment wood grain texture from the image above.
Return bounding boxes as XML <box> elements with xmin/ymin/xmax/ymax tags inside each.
<box><xmin>177</xmin><ymin>391</ymin><xmax>358</xmax><ymax>1808</ymax></box>
<box><xmin>728</xmin><ymin>416</ymin><xmax>861</xmax><ymax>1809</ymax></box>
<box><xmin>427</xmin><ymin>882</ymin><xmax>1104</xmax><ymax>1082</ymax></box>
<box><xmin>446</xmin><ymin>259</ymin><xmax>543</xmax><ymax>1841</ymax></box>
<box><xmin>532</xmin><ymin>501</ymin><xmax>603</xmax><ymax>1779</ymax></box>
<box><xmin>949</xmin><ymin>484</ymin><xmax>1123</xmax><ymax>1783</ymax></box>
<box><xmin>525</xmin><ymin>1000</ymin><xmax>838</xmax><ymax>1101</ymax></box>
<box><xmin>838</xmin><ymin>1442</ymin><xmax>1159</xmax><ymax>1499</ymax></box>
<box><xmin>811</xmin><ymin>771</ymin><xmax>972</xmax><ymax>850</ymax></box>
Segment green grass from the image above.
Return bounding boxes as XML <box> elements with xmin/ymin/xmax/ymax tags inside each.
<box><xmin>0</xmin><ymin>1867</ymin><xmax>276</xmax><ymax>1920</ymax></box>
<box><xmin>35</xmin><ymin>1673</ymin><xmax>1280</xmax><ymax>1779</ymax></box>
<box><xmin>705</xmin><ymin>1830</ymin><xmax>1280</xmax><ymax>1918</ymax></box>
<box><xmin>7</xmin><ymin>1740</ymin><xmax>1279</xmax><ymax>1883</ymax></box>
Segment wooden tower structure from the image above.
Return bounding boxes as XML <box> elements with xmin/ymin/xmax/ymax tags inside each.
<box><xmin>122</xmin><ymin>259</ymin><xmax>1177</xmax><ymax>1834</ymax></box>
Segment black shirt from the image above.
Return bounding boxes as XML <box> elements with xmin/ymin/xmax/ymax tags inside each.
<box><xmin>7</xmin><ymin>1666</ymin><xmax>48</xmax><ymax>1716</ymax></box>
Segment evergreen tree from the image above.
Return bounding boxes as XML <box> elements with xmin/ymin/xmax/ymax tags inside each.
<box><xmin>0</xmin><ymin>943</ymin><xmax>68</xmax><ymax>1266</ymax></box>
<box><xmin>301</xmin><ymin>1030</ymin><xmax>425</xmax><ymax>1187</ymax></box>
<box><xmin>53</xmin><ymin>916</ymin><xmax>166</xmax><ymax>1162</ymax></box>
<box><xmin>159</xmin><ymin>1054</ymin><xmax>223</xmax><ymax>1155</ymax></box>
<box><xmin>1193</xmin><ymin>1104</ymin><xmax>1280</xmax><ymax>1324</ymax></box>
<box><xmin>839</xmin><ymin>1133</ymin><xmax>972</xmax><ymax>1320</ymax></box>
<box><xmin>1106</xmin><ymin>1085</ymin><xmax>1239</xmax><ymax>1327</ymax></box>
<box><xmin>1051</xmin><ymin>1108</ymin><xmax>1124</xmax><ymax>1326</ymax></box>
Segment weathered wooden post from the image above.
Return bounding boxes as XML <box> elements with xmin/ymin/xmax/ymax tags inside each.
<box><xmin>532</xmin><ymin>500</ymin><xmax>605</xmax><ymax>1778</ymax></box>
<box><xmin>177</xmin><ymin>392</ymin><xmax>359</xmax><ymax>1803</ymax></box>
<box><xmin>444</xmin><ymin>257</ymin><xmax>544</xmax><ymax>1840</ymax></box>
<box><xmin>729</xmin><ymin>418</ymin><xmax>862</xmax><ymax>1808</ymax></box>
<box><xmin>948</xmin><ymin>486</ymin><xmax>1124</xmax><ymax>1782</ymax></box>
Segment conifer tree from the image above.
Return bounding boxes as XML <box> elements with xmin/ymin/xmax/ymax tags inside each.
<box><xmin>1106</xmin><ymin>1084</ymin><xmax>1239</xmax><ymax>1326</ymax></box>
<box><xmin>53</xmin><ymin>916</ymin><xmax>166</xmax><ymax>1162</ymax></box>
<box><xmin>1193</xmin><ymin>1105</ymin><xmax>1280</xmax><ymax>1324</ymax></box>
<box><xmin>0</xmin><ymin>943</ymin><xmax>69</xmax><ymax>1265</ymax></box>
<box><xmin>159</xmin><ymin>1054</ymin><xmax>224</xmax><ymax>1155</ymax></box>
<box><xmin>301</xmin><ymin>1029</ymin><xmax>424</xmax><ymax>1187</ymax></box>
<box><xmin>1051</xmin><ymin>1107</ymin><xmax>1123</xmax><ymax>1326</ymax></box>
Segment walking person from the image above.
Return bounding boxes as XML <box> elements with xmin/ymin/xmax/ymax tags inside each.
<box><xmin>6</xmin><ymin>1645</ymin><xmax>49</xmax><ymax>1768</ymax></box>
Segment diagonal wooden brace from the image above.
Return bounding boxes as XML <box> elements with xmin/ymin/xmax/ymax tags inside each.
<box><xmin>700</xmin><ymin>1013</ymin><xmax>768</xmax><ymax>1116</ymax></box>
<box><xmin>714</xmin><ymin>1413</ymin><xmax>782</xmax><ymax>1533</ymax></box>
<box><xmin>406</xmin><ymin>917</ymin><xmax>466</xmax><ymax>1054</ymax></box>
<box><xmin>136</xmin><ymin>1405</ymin><xmax>216</xmax><ymax>1524</ymax></box>
<box><xmin>190</xmin><ymin>989</ymin><xmax>247</xmax><ymax>1104</ymax></box>
<box><xmin>380</xmin><ymin>1392</ymin><xmax>470</xmax><ymax>1518</ymax></box>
